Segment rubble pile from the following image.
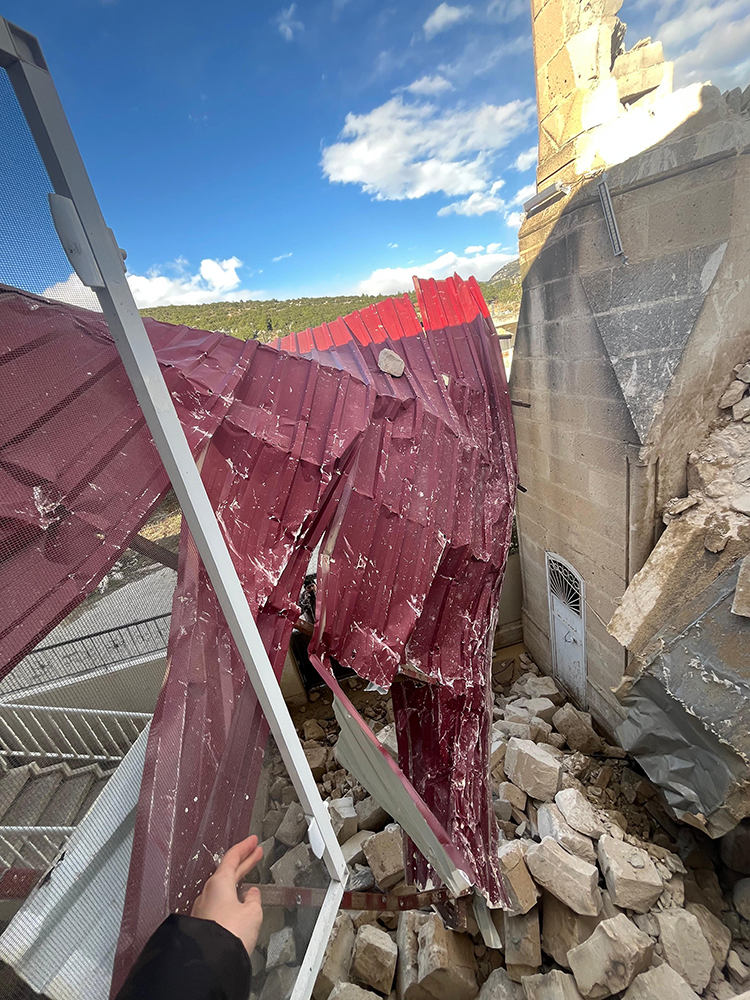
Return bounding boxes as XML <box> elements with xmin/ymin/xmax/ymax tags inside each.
<box><xmin>249</xmin><ymin>656</ymin><xmax>750</xmax><ymax>1000</ymax></box>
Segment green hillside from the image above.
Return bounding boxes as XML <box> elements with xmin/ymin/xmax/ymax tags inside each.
<box><xmin>139</xmin><ymin>263</ymin><xmax>522</xmax><ymax>342</ymax></box>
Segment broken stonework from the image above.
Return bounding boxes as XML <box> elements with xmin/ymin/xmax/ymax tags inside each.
<box><xmin>568</xmin><ymin>915</ymin><xmax>653</xmax><ymax>999</ymax></box>
<box><xmin>266</xmin><ymin>926</ymin><xmax>296</xmax><ymax>969</ymax></box>
<box><xmin>551</xmin><ymin>705</ymin><xmax>602</xmax><ymax>754</ymax></box>
<box><xmin>685</xmin><ymin>902</ymin><xmax>731</xmax><ymax>968</ymax></box>
<box><xmin>656</xmin><ymin>909</ymin><xmax>713</xmax><ymax>992</ymax></box>
<box><xmin>503</xmin><ymin>907</ymin><xmax>541</xmax><ymax>981</ymax></box>
<box><xmin>396</xmin><ymin>911</ymin><xmax>432</xmax><ymax>1000</ymax></box>
<box><xmin>276</xmin><ymin>801</ymin><xmax>307</xmax><ymax>848</ymax></box>
<box><xmin>734</xmin><ymin>878</ymin><xmax>750</xmax><ymax>919</ymax></box>
<box><xmin>329</xmin><ymin>796</ymin><xmax>359</xmax><ymax>844</ymax></box>
<box><xmin>314</xmin><ymin>913</ymin><xmax>355</xmax><ymax>1000</ymax></box>
<box><xmin>356</xmin><ymin>796</ymin><xmax>390</xmax><ymax>831</ymax></box>
<box><xmin>363</xmin><ymin>824</ymin><xmax>404</xmax><ymax>890</ymax></box>
<box><xmin>525</xmin><ymin>837</ymin><xmax>601</xmax><ymax>916</ymax></box>
<box><xmin>476</xmin><ymin>968</ymin><xmax>523</xmax><ymax>1000</ymax></box>
<box><xmin>497</xmin><ymin>781</ymin><xmax>527</xmax><ymax>812</ymax></box>
<box><xmin>351</xmin><ymin>924</ymin><xmax>397</xmax><ymax>995</ymax></box>
<box><xmin>622</xmin><ymin>964</ymin><xmax>699</xmax><ymax>999</ymax></box>
<box><xmin>260</xmin><ymin>966</ymin><xmax>298</xmax><ymax>1000</ymax></box>
<box><xmin>329</xmin><ymin>985</ymin><xmax>381</xmax><ymax>1000</ymax></box>
<box><xmin>555</xmin><ymin>789</ymin><xmax>606</xmax><ymax>839</ymax></box>
<box><xmin>536</xmin><ymin>802</ymin><xmax>596</xmax><ymax>863</ymax></box>
<box><xmin>270</xmin><ymin>842</ymin><xmax>312</xmax><ymax>885</ymax></box>
<box><xmin>541</xmin><ymin>892</ymin><xmax>601</xmax><ymax>969</ymax></box>
<box><xmin>378</xmin><ymin>348</ymin><xmax>405</xmax><ymax>378</ymax></box>
<box><xmin>417</xmin><ymin>913</ymin><xmax>479</xmax><ymax>1000</ymax></box>
<box><xmin>342</xmin><ymin>830</ymin><xmax>373</xmax><ymax>866</ymax></box>
<box><xmin>522</xmin><ymin>970</ymin><xmax>584</xmax><ymax>1000</ymax></box>
<box><xmin>505</xmin><ymin>740</ymin><xmax>562</xmax><ymax>801</ymax></box>
<box><xmin>496</xmin><ymin>839</ymin><xmax>539</xmax><ymax>915</ymax></box>
<box><xmin>597</xmin><ymin>835</ymin><xmax>663</xmax><ymax>912</ymax></box>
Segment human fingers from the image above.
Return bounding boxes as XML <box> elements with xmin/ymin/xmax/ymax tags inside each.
<box><xmin>214</xmin><ymin>836</ymin><xmax>259</xmax><ymax>880</ymax></box>
<box><xmin>235</xmin><ymin>844</ymin><xmax>264</xmax><ymax>883</ymax></box>
<box><xmin>240</xmin><ymin>884</ymin><xmax>262</xmax><ymax>907</ymax></box>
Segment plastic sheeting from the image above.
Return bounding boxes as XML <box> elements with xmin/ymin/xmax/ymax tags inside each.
<box><xmin>0</xmin><ymin>275</ymin><xmax>517</xmax><ymax>994</ymax></box>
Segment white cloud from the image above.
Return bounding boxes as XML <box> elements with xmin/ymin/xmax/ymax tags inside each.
<box><xmin>505</xmin><ymin>210</ymin><xmax>523</xmax><ymax>228</ymax></box>
<box><xmin>275</xmin><ymin>4</ymin><xmax>304</xmax><ymax>41</ymax></box>
<box><xmin>44</xmin><ymin>256</ymin><xmax>264</xmax><ymax>310</ymax></box>
<box><xmin>388</xmin><ymin>242</ymin><xmax>399</xmax><ymax>248</ymax></box>
<box><xmin>635</xmin><ymin>0</ymin><xmax>750</xmax><ymax>89</ymax></box>
<box><xmin>486</xmin><ymin>242</ymin><xmax>502</xmax><ymax>252</ymax></box>
<box><xmin>357</xmin><ymin>246</ymin><xmax>515</xmax><ymax>295</ymax></box>
<box><xmin>322</xmin><ymin>96</ymin><xmax>534</xmax><ymax>202</ymax></box>
<box><xmin>438</xmin><ymin>190</ymin><xmax>505</xmax><ymax>216</ymax></box>
<box><xmin>513</xmin><ymin>146</ymin><xmax>537</xmax><ymax>171</ymax></box>
<box><xmin>511</xmin><ymin>182</ymin><xmax>536</xmax><ymax>206</ymax></box>
<box><xmin>404</xmin><ymin>74</ymin><xmax>455</xmax><ymax>95</ymax></box>
<box><xmin>465</xmin><ymin>245</ymin><xmax>485</xmax><ymax>253</ymax></box>
<box><xmin>272</xmin><ymin>252</ymin><xmax>293</xmax><ymax>262</ymax></box>
<box><xmin>424</xmin><ymin>3</ymin><xmax>472</xmax><ymax>39</ymax></box>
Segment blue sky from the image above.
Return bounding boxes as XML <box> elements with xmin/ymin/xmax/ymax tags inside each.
<box><xmin>4</xmin><ymin>0</ymin><xmax>750</xmax><ymax>306</ymax></box>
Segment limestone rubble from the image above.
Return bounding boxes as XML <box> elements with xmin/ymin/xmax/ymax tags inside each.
<box><xmin>248</xmin><ymin>652</ymin><xmax>750</xmax><ymax>1000</ymax></box>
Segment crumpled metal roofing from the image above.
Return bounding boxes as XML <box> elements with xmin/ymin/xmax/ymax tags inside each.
<box><xmin>0</xmin><ymin>274</ymin><xmax>517</xmax><ymax>992</ymax></box>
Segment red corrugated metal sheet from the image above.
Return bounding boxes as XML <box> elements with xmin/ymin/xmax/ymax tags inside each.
<box><xmin>0</xmin><ymin>274</ymin><xmax>516</xmax><ymax>993</ymax></box>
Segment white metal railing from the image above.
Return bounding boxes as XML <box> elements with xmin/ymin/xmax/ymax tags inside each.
<box><xmin>0</xmin><ymin>704</ymin><xmax>151</xmax><ymax>764</ymax></box>
<box><xmin>0</xmin><ymin>825</ymin><xmax>74</xmax><ymax>869</ymax></box>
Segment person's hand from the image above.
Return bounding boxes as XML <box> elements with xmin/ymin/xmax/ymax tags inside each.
<box><xmin>191</xmin><ymin>835</ymin><xmax>264</xmax><ymax>956</ymax></box>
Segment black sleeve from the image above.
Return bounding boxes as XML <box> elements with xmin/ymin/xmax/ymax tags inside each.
<box><xmin>114</xmin><ymin>914</ymin><xmax>252</xmax><ymax>1000</ymax></box>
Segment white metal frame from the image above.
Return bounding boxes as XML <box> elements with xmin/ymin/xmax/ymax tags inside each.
<box><xmin>545</xmin><ymin>551</ymin><xmax>587</xmax><ymax>708</ymax></box>
<box><xmin>0</xmin><ymin>18</ymin><xmax>345</xmax><ymax>999</ymax></box>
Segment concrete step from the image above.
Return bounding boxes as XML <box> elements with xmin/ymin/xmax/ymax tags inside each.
<box><xmin>73</xmin><ymin>770</ymin><xmax>115</xmax><ymax>825</ymax></box>
<box><xmin>2</xmin><ymin>765</ymin><xmax>65</xmax><ymax>827</ymax></box>
<box><xmin>39</xmin><ymin>769</ymin><xmax>95</xmax><ymax>827</ymax></box>
<box><xmin>0</xmin><ymin>765</ymin><xmax>32</xmax><ymax>824</ymax></box>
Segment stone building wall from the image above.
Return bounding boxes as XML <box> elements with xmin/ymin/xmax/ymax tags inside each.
<box><xmin>511</xmin><ymin>0</ymin><xmax>750</xmax><ymax>734</ymax></box>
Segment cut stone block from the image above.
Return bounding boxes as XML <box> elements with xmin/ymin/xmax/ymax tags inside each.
<box><xmin>685</xmin><ymin>903</ymin><xmax>731</xmax><ymax>968</ymax></box>
<box><xmin>497</xmin><ymin>839</ymin><xmax>539</xmax><ymax>916</ymax></box>
<box><xmin>513</xmin><ymin>697</ymin><xmax>558</xmax><ymax>724</ymax></box>
<box><xmin>555</xmin><ymin>789</ymin><xmax>606</xmax><ymax>839</ymax></box>
<box><xmin>656</xmin><ymin>909</ymin><xmax>713</xmax><ymax>992</ymax></box>
<box><xmin>551</xmin><ymin>704</ymin><xmax>602</xmax><ymax>754</ymax></box>
<box><xmin>266</xmin><ymin>925</ymin><xmax>296</xmax><ymax>969</ymax></box>
<box><xmin>376</xmin><ymin>723</ymin><xmax>399</xmax><ymax>760</ymax></box>
<box><xmin>734</xmin><ymin>877</ymin><xmax>750</xmax><ymax>919</ymax></box>
<box><xmin>537</xmin><ymin>803</ymin><xmax>596</xmax><ymax>864</ymax></box>
<box><xmin>522</xmin><ymin>969</ymin><xmax>584</xmax><ymax>999</ymax></box>
<box><xmin>541</xmin><ymin>892</ymin><xmax>600</xmax><ymax>968</ymax></box>
<box><xmin>418</xmin><ymin>912</ymin><xmax>479</xmax><ymax>1000</ymax></box>
<box><xmin>621</xmin><ymin>964</ymin><xmax>700</xmax><ymax>999</ymax></box>
<box><xmin>260</xmin><ymin>965</ymin><xmax>298</xmax><ymax>1000</ymax></box>
<box><xmin>342</xmin><ymin>830</ymin><xmax>374</xmax><ymax>866</ymax></box>
<box><xmin>505</xmin><ymin>739</ymin><xmax>562</xmax><ymax>801</ymax></box>
<box><xmin>351</xmin><ymin>923</ymin><xmax>397</xmax><ymax>995</ymax></box>
<box><xmin>568</xmin><ymin>914</ymin><xmax>653</xmax><ymax>1000</ymax></box>
<box><xmin>396</xmin><ymin>910</ymin><xmax>432</xmax><ymax>1000</ymax></box>
<box><xmin>330</xmin><ymin>796</ymin><xmax>359</xmax><ymax>844</ymax></box>
<box><xmin>356</xmin><ymin>796</ymin><xmax>391</xmax><ymax>831</ymax></box>
<box><xmin>329</xmin><ymin>985</ymin><xmax>382</xmax><ymax>1000</ymax></box>
<box><xmin>497</xmin><ymin>781</ymin><xmax>527</xmax><ymax>812</ymax></box>
<box><xmin>303</xmin><ymin>719</ymin><xmax>326</xmax><ymax>740</ymax></box>
<box><xmin>314</xmin><ymin>913</ymin><xmax>356</xmax><ymax>1000</ymax></box>
<box><xmin>477</xmin><ymin>968</ymin><xmax>523</xmax><ymax>1000</ymax></box>
<box><xmin>504</xmin><ymin>907</ymin><xmax>541</xmax><ymax>981</ymax></box>
<box><xmin>276</xmin><ymin>801</ymin><xmax>308</xmax><ymax>848</ymax></box>
<box><xmin>597</xmin><ymin>835</ymin><xmax>663</xmax><ymax>913</ymax></box>
<box><xmin>305</xmin><ymin>745</ymin><xmax>328</xmax><ymax>780</ymax></box>
<box><xmin>525</xmin><ymin>837</ymin><xmax>601</xmax><ymax>916</ymax></box>
<box><xmin>363</xmin><ymin>825</ymin><xmax>404</xmax><ymax>890</ymax></box>
<box><xmin>270</xmin><ymin>842</ymin><xmax>312</xmax><ymax>885</ymax></box>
